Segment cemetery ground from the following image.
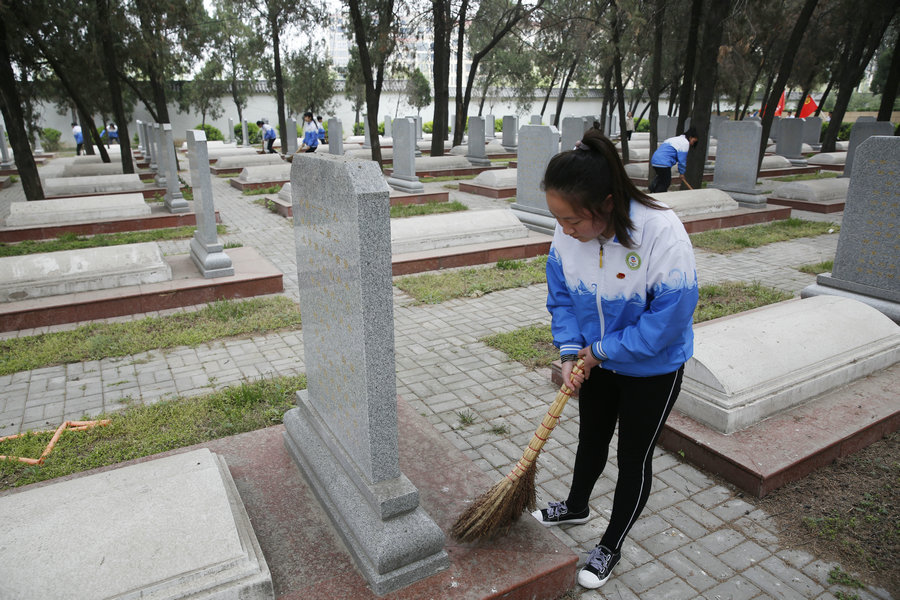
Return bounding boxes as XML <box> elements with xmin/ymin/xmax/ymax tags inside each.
<box><xmin>1</xmin><ymin>160</ymin><xmax>897</xmax><ymax>600</ymax></box>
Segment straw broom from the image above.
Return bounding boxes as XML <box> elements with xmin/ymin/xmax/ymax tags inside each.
<box><xmin>451</xmin><ymin>359</ymin><xmax>585</xmax><ymax>543</ymax></box>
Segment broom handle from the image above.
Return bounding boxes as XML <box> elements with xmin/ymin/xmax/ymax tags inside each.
<box><xmin>506</xmin><ymin>359</ymin><xmax>584</xmax><ymax>483</ymax></box>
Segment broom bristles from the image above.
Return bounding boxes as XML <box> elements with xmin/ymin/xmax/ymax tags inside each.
<box><xmin>450</xmin><ymin>459</ymin><xmax>537</xmax><ymax>543</ymax></box>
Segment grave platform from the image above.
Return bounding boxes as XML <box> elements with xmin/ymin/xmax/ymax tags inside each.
<box><xmin>391</xmin><ymin>230</ymin><xmax>552</xmax><ymax>276</ymax></box>
<box><xmin>0</xmin><ymin>176</ymin><xmax>10</xmax><ymax>189</ymax></box>
<box><xmin>551</xmin><ymin>361</ymin><xmax>899</xmax><ymax>499</ymax></box>
<box><xmin>229</xmin><ymin>178</ymin><xmax>289</xmax><ymax>192</ymax></box>
<box><xmin>389</xmin><ymin>189</ymin><xmax>450</xmax><ymax>205</ymax></box>
<box><xmin>680</xmin><ymin>205</ymin><xmax>792</xmax><ymax>233</ymax></box>
<box><xmin>0</xmin><ymin>168</ymin><xmax>18</xmax><ymax>177</ymax></box>
<box><xmin>0</xmin><ymin>246</ymin><xmax>282</xmax><ymax>332</ymax></box>
<box><xmin>458</xmin><ymin>181</ymin><xmax>516</xmax><ymax>199</ymax></box>
<box><xmin>766</xmin><ymin>195</ymin><xmax>845</xmax><ymax>213</ymax></box>
<box><xmin>0</xmin><ymin>204</ymin><xmax>220</xmax><ymax>243</ymax></box>
<box><xmin>383</xmin><ymin>164</ymin><xmax>507</xmax><ymax>178</ymax></box>
<box><xmin>45</xmin><ymin>185</ymin><xmax>190</xmax><ymax>200</ymax></box>
<box><xmin>24</xmin><ymin>399</ymin><xmax>577</xmax><ymax>599</ymax></box>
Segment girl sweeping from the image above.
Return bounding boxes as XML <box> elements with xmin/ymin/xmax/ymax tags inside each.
<box><xmin>532</xmin><ymin>128</ymin><xmax>698</xmax><ymax>589</ymax></box>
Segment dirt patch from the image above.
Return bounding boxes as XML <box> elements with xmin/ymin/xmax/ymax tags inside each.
<box><xmin>756</xmin><ymin>431</ymin><xmax>899</xmax><ymax>597</ymax></box>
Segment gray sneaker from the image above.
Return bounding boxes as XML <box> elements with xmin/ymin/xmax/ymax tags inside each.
<box><xmin>577</xmin><ymin>544</ymin><xmax>620</xmax><ymax>589</ymax></box>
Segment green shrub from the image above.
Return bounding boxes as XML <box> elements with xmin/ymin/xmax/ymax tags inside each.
<box><xmin>39</xmin><ymin>128</ymin><xmax>62</xmax><ymax>152</ymax></box>
<box><xmin>234</xmin><ymin>121</ymin><xmax>261</xmax><ymax>145</ymax></box>
<box><xmin>495</xmin><ymin>118</ymin><xmax>503</xmax><ymax>133</ymax></box>
<box><xmin>353</xmin><ymin>122</ymin><xmax>364</xmax><ymax>136</ymax></box>
<box><xmin>423</xmin><ymin>120</ymin><xmax>433</xmax><ymax>134</ymax></box>
<box><xmin>636</xmin><ymin>118</ymin><xmax>650</xmax><ymax>132</ymax></box>
<box><xmin>196</xmin><ymin>124</ymin><xmax>224</xmax><ymax>141</ymax></box>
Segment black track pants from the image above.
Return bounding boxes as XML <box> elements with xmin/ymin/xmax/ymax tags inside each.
<box><xmin>565</xmin><ymin>365</ymin><xmax>684</xmax><ymax>552</ymax></box>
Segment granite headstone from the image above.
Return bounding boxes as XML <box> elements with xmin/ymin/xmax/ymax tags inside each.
<box><xmin>502</xmin><ymin>115</ymin><xmax>518</xmax><ymax>151</ymax></box>
<box><xmin>327</xmin><ymin>118</ymin><xmax>343</xmax><ymax>155</ymax></box>
<box><xmin>465</xmin><ymin>116</ymin><xmax>490</xmax><ymax>166</ymax></box>
<box><xmin>709</xmin><ymin>119</ymin><xmax>766</xmax><ymax>205</ymax></box>
<box><xmin>803</xmin><ymin>136</ymin><xmax>900</xmax><ymax>321</ymax></box>
<box><xmin>842</xmin><ymin>120</ymin><xmax>895</xmax><ymax>178</ymax></box>
<box><xmin>775</xmin><ymin>118</ymin><xmax>807</xmax><ymax>165</ymax></box>
<box><xmin>386</xmin><ymin>118</ymin><xmax>424</xmax><ymax>193</ymax></box>
<box><xmin>284</xmin><ymin>153</ymin><xmax>448</xmax><ymax>594</ymax></box>
<box><xmin>161</xmin><ymin>124</ymin><xmax>189</xmax><ymax>213</ymax></box>
<box><xmin>511</xmin><ymin>124</ymin><xmax>560</xmax><ymax>234</ymax></box>
<box><xmin>186</xmin><ymin>129</ymin><xmax>233</xmax><ymax>277</ymax></box>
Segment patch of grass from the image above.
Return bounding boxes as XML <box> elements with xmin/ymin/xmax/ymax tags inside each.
<box><xmin>390</xmin><ymin>200</ymin><xmax>468</xmax><ymax>218</ymax></box>
<box><xmin>242</xmin><ymin>185</ymin><xmax>282</xmax><ymax>196</ymax></box>
<box><xmin>443</xmin><ymin>183</ymin><xmax>459</xmax><ymax>190</ymax></box>
<box><xmin>419</xmin><ymin>174</ymin><xmax>477</xmax><ymax>183</ymax></box>
<box><xmin>456</xmin><ymin>409</ymin><xmax>476</xmax><ymax>427</ymax></box>
<box><xmin>223</xmin><ymin>241</ymin><xmax>243</xmax><ymax>249</ymax></box>
<box><xmin>487</xmin><ymin>423</ymin><xmax>510</xmax><ymax>435</ymax></box>
<box><xmin>834</xmin><ymin>592</ymin><xmax>861</xmax><ymax>600</ymax></box>
<box><xmin>394</xmin><ymin>255</ymin><xmax>548</xmax><ymax>303</ymax></box>
<box><xmin>0</xmin><ymin>375</ymin><xmax>306</xmax><ymax>490</ymax></box>
<box><xmin>799</xmin><ymin>260</ymin><xmax>834</xmax><ymax>275</ymax></box>
<box><xmin>829</xmin><ymin>567</ymin><xmax>865</xmax><ymax>589</ymax></box>
<box><xmin>693</xmin><ymin>280</ymin><xmax>792</xmax><ymax>322</ymax></box>
<box><xmin>483</xmin><ymin>324</ymin><xmax>557</xmax><ymax>369</ymax></box>
<box><xmin>10</xmin><ymin>175</ymin><xmax>19</xmax><ymax>183</ymax></box>
<box><xmin>0</xmin><ymin>296</ymin><xmax>301</xmax><ymax>376</ymax></box>
<box><xmin>771</xmin><ymin>171</ymin><xmax>840</xmax><ymax>182</ymax></box>
<box><xmin>481</xmin><ymin>281</ymin><xmax>791</xmax><ymax>369</ymax></box>
<box><xmin>0</xmin><ymin>225</ymin><xmax>227</xmax><ymax>257</ymax></box>
<box><xmin>690</xmin><ymin>218</ymin><xmax>839</xmax><ymax>253</ymax></box>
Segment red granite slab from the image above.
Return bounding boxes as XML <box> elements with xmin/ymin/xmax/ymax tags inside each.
<box><xmin>766</xmin><ymin>196</ymin><xmax>845</xmax><ymax>213</ymax></box>
<box><xmin>458</xmin><ymin>182</ymin><xmax>517</xmax><ymax>199</ymax></box>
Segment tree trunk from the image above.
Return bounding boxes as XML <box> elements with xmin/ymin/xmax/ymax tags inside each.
<box><xmin>814</xmin><ymin>75</ymin><xmax>835</xmax><ymax>116</ymax></box>
<box><xmin>431</xmin><ymin>0</ymin><xmax>452</xmax><ymax>156</ymax></box>
<box><xmin>821</xmin><ymin>4</ymin><xmax>895</xmax><ymax>151</ymax></box>
<box><xmin>684</xmin><ymin>0</ymin><xmax>731</xmax><ymax>189</ymax></box>
<box><xmin>599</xmin><ymin>66</ymin><xmax>612</xmax><ymax>135</ymax></box>
<box><xmin>272</xmin><ymin>23</ymin><xmax>287</xmax><ymax>156</ymax></box>
<box><xmin>451</xmin><ymin>0</ymin><xmax>470</xmax><ymax>146</ymax></box>
<box><xmin>552</xmin><ymin>59</ymin><xmax>578</xmax><ymax>127</ymax></box>
<box><xmin>676</xmin><ymin>0</ymin><xmax>703</xmax><ymax>135</ymax></box>
<box><xmin>94</xmin><ymin>0</ymin><xmax>133</xmax><ymax>174</ymax></box>
<box><xmin>347</xmin><ymin>0</ymin><xmax>384</xmax><ymax>164</ymax></box>
<box><xmin>539</xmin><ymin>63</ymin><xmax>560</xmax><ymax>117</ymax></box>
<box><xmin>877</xmin><ymin>28</ymin><xmax>900</xmax><ymax>121</ymax></box>
<box><xmin>758</xmin><ymin>0</ymin><xmax>820</xmax><ymax>171</ymax></box>
<box><xmin>648</xmin><ymin>0</ymin><xmax>665</xmax><ymax>178</ymax></box>
<box><xmin>0</xmin><ymin>22</ymin><xmax>43</xmax><ymax>200</ymax></box>
<box><xmin>611</xmin><ymin>2</ymin><xmax>629</xmax><ymax>163</ymax></box>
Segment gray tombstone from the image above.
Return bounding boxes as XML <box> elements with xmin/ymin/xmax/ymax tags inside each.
<box><xmin>485</xmin><ymin>114</ymin><xmax>495</xmax><ymax>138</ymax></box>
<box><xmin>856</xmin><ymin>116</ymin><xmax>876</xmax><ymax>123</ymax></box>
<box><xmin>0</xmin><ymin>125</ymin><xmax>13</xmax><ymax>168</ymax></box>
<box><xmin>502</xmin><ymin>115</ymin><xmax>518</xmax><ymax>151</ymax></box>
<box><xmin>465</xmin><ymin>116</ymin><xmax>490</xmax><ymax>166</ymax></box>
<box><xmin>710</xmin><ymin>120</ymin><xmax>767</xmax><ymax>205</ymax></box>
<box><xmin>530</xmin><ymin>115</ymin><xmax>542</xmax><ymax>125</ymax></box>
<box><xmin>33</xmin><ymin>129</ymin><xmax>44</xmax><ymax>155</ymax></box>
<box><xmin>842</xmin><ymin>121</ymin><xmax>895</xmax><ymax>178</ymax></box>
<box><xmin>770</xmin><ymin>116</ymin><xmax>782</xmax><ymax>142</ymax></box>
<box><xmin>710</xmin><ymin>115</ymin><xmax>728</xmax><ymax>139</ymax></box>
<box><xmin>657</xmin><ymin>115</ymin><xmax>676</xmax><ymax>140</ymax></box>
<box><xmin>511</xmin><ymin>124</ymin><xmax>560</xmax><ymax>234</ymax></box>
<box><xmin>150</xmin><ymin>123</ymin><xmax>161</xmax><ymax>176</ymax></box>
<box><xmin>327</xmin><ymin>118</ymin><xmax>343</xmax><ymax>155</ymax></box>
<box><xmin>362</xmin><ymin>116</ymin><xmax>371</xmax><ymax>149</ymax></box>
<box><xmin>161</xmin><ymin>124</ymin><xmax>188</xmax><ymax>213</ymax></box>
<box><xmin>383</xmin><ymin>115</ymin><xmax>392</xmax><ymax>138</ymax></box>
<box><xmin>386</xmin><ymin>117</ymin><xmax>424</xmax><ymax>193</ymax></box>
<box><xmin>560</xmin><ymin>116</ymin><xmax>584</xmax><ymax>153</ymax></box>
<box><xmin>241</xmin><ymin>120</ymin><xmax>249</xmax><ymax>148</ymax></box>
<box><xmin>775</xmin><ymin>118</ymin><xmax>807</xmax><ymax>165</ymax></box>
<box><xmin>285</xmin><ymin>153</ymin><xmax>448</xmax><ymax>594</ymax></box>
<box><xmin>226</xmin><ymin>118</ymin><xmax>234</xmax><ymax>143</ymax></box>
<box><xmin>135</xmin><ymin>119</ymin><xmax>144</xmax><ymax>152</ymax></box>
<box><xmin>415</xmin><ymin>115</ymin><xmax>423</xmax><ymax>140</ymax></box>
<box><xmin>802</xmin><ymin>116</ymin><xmax>822</xmax><ymax>147</ymax></box>
<box><xmin>285</xmin><ymin>117</ymin><xmax>298</xmax><ymax>155</ymax></box>
<box><xmin>803</xmin><ymin>136</ymin><xmax>900</xmax><ymax>322</ymax></box>
<box><xmin>185</xmin><ymin>129</ymin><xmax>233</xmax><ymax>278</ymax></box>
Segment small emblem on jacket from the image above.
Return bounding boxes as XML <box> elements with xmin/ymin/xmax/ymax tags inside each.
<box><xmin>625</xmin><ymin>252</ymin><xmax>641</xmax><ymax>270</ymax></box>
<box><xmin>617</xmin><ymin>272</ymin><xmax>626</xmax><ymax>279</ymax></box>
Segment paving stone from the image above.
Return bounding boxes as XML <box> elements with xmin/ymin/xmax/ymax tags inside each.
<box><xmin>702</xmin><ymin>577</ymin><xmax>763</xmax><ymax>600</ymax></box>
<box><xmin>659</xmin><ymin>549</ymin><xmax>719</xmax><ymax>592</ymax></box>
<box><xmin>718</xmin><ymin>540</ymin><xmax>773</xmax><ymax>571</ymax></box>
<box><xmin>616</xmin><ymin>560</ymin><xmax>677</xmax><ymax>595</ymax></box>
<box><xmin>698</xmin><ymin>528</ymin><xmax>746</xmax><ymax>555</ymax></box>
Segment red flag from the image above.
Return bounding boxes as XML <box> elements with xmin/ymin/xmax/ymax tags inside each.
<box><xmin>799</xmin><ymin>95</ymin><xmax>818</xmax><ymax>118</ymax></box>
<box><xmin>774</xmin><ymin>92</ymin><xmax>786</xmax><ymax>116</ymax></box>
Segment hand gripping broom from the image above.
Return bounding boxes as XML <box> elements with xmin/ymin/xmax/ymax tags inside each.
<box><xmin>451</xmin><ymin>359</ymin><xmax>585</xmax><ymax>543</ymax></box>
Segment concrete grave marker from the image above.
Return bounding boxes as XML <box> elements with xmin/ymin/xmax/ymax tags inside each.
<box><xmin>502</xmin><ymin>115</ymin><xmax>518</xmax><ymax>151</ymax></box>
<box><xmin>285</xmin><ymin>153</ymin><xmax>448</xmax><ymax>594</ymax></box>
<box><xmin>242</xmin><ymin>120</ymin><xmax>250</xmax><ymax>147</ymax></box>
<box><xmin>803</xmin><ymin>136</ymin><xmax>900</xmax><ymax>321</ymax></box>
<box><xmin>512</xmin><ymin>124</ymin><xmax>560</xmax><ymax>234</ymax></box>
<box><xmin>161</xmin><ymin>124</ymin><xmax>189</xmax><ymax>213</ymax></box>
<box><xmin>0</xmin><ymin>125</ymin><xmax>13</xmax><ymax>169</ymax></box>
<box><xmin>387</xmin><ymin>117</ymin><xmax>424</xmax><ymax>194</ymax></box>
<box><xmin>327</xmin><ymin>118</ymin><xmax>344</xmax><ymax>155</ymax></box>
<box><xmin>186</xmin><ymin>129</ymin><xmax>234</xmax><ymax>278</ymax></box>
<box><xmin>774</xmin><ymin>118</ymin><xmax>806</xmax><ymax>165</ymax></box>
<box><xmin>465</xmin><ymin>116</ymin><xmax>490</xmax><ymax>166</ymax></box>
<box><xmin>285</xmin><ymin>117</ymin><xmax>298</xmax><ymax>155</ymax></box>
<box><xmin>709</xmin><ymin>119</ymin><xmax>767</xmax><ymax>205</ymax></box>
<box><xmin>560</xmin><ymin>116</ymin><xmax>584</xmax><ymax>153</ymax></box>
<box><xmin>802</xmin><ymin>116</ymin><xmax>822</xmax><ymax>147</ymax></box>
<box><xmin>384</xmin><ymin>115</ymin><xmax>392</xmax><ymax>138</ymax></box>
<box><xmin>135</xmin><ymin>119</ymin><xmax>144</xmax><ymax>152</ymax></box>
<box><xmin>530</xmin><ymin>115</ymin><xmax>542</xmax><ymax>125</ymax></box>
<box><xmin>227</xmin><ymin>117</ymin><xmax>234</xmax><ymax>143</ymax></box>
<box><xmin>842</xmin><ymin>120</ymin><xmax>895</xmax><ymax>178</ymax></box>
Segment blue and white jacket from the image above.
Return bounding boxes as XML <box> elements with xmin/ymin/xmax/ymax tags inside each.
<box><xmin>261</xmin><ymin>123</ymin><xmax>277</xmax><ymax>140</ymax></box>
<box><xmin>546</xmin><ymin>199</ymin><xmax>698</xmax><ymax>377</ymax></box>
<box><xmin>650</xmin><ymin>135</ymin><xmax>691</xmax><ymax>174</ymax></box>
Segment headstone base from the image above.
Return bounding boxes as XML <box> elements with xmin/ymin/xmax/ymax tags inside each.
<box><xmin>465</xmin><ymin>155</ymin><xmax>492</xmax><ymax>167</ymax></box>
<box><xmin>510</xmin><ymin>203</ymin><xmax>556</xmax><ymax>235</ymax></box>
<box><xmin>0</xmin><ymin>449</ymin><xmax>274</xmax><ymax>600</ymax></box>
<box><xmin>283</xmin><ymin>394</ymin><xmax>449</xmax><ymax>596</ymax></box>
<box><xmin>802</xmin><ymin>275</ymin><xmax>900</xmax><ymax>323</ymax></box>
<box><xmin>788</xmin><ymin>158</ymin><xmax>809</xmax><ymax>166</ymax></box>
<box><xmin>165</xmin><ymin>193</ymin><xmax>190</xmax><ymax>213</ymax></box>
<box><xmin>386</xmin><ymin>175</ymin><xmax>425</xmax><ymax>194</ymax></box>
<box><xmin>190</xmin><ymin>237</ymin><xmax>235</xmax><ymax>278</ymax></box>
<box><xmin>708</xmin><ymin>184</ymin><xmax>769</xmax><ymax>207</ymax></box>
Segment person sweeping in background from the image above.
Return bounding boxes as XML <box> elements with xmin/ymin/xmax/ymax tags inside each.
<box><xmin>532</xmin><ymin>128</ymin><xmax>698</xmax><ymax>589</ymax></box>
<box><xmin>648</xmin><ymin>127</ymin><xmax>699</xmax><ymax>193</ymax></box>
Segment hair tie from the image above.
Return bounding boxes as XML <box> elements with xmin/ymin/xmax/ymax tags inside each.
<box><xmin>574</xmin><ymin>140</ymin><xmax>591</xmax><ymax>151</ymax></box>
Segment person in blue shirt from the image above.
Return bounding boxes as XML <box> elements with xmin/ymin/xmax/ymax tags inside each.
<box><xmin>316</xmin><ymin>115</ymin><xmax>326</xmax><ymax>145</ymax></box>
<box><xmin>72</xmin><ymin>123</ymin><xmax>84</xmax><ymax>155</ymax></box>
<box><xmin>648</xmin><ymin>127</ymin><xmax>699</xmax><ymax>193</ymax></box>
<box><xmin>256</xmin><ymin>120</ymin><xmax>277</xmax><ymax>153</ymax></box>
<box><xmin>299</xmin><ymin>112</ymin><xmax>319</xmax><ymax>153</ymax></box>
<box><xmin>532</xmin><ymin>128</ymin><xmax>698</xmax><ymax>590</ymax></box>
